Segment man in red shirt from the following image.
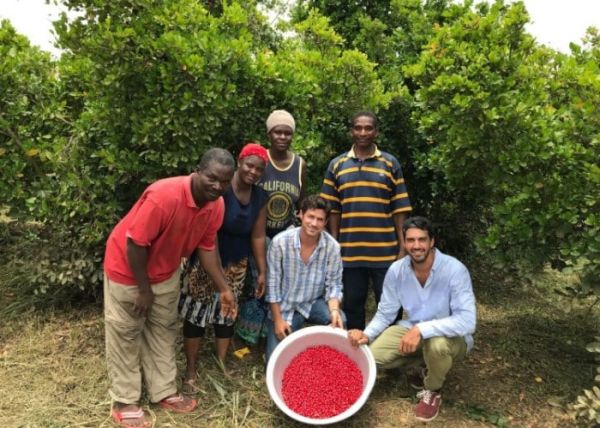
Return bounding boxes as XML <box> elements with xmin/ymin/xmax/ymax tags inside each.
<box><xmin>104</xmin><ymin>148</ymin><xmax>236</xmax><ymax>428</ymax></box>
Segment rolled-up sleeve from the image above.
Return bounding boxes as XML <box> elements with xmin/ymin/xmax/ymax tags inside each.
<box><xmin>324</xmin><ymin>239</ymin><xmax>343</xmax><ymax>302</ymax></box>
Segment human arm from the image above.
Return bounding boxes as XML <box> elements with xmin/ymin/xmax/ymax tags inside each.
<box><xmin>320</xmin><ymin>160</ymin><xmax>341</xmax><ymax>239</ymax></box>
<box><xmin>348</xmin><ymin>329</ymin><xmax>369</xmax><ymax>347</ymax></box>
<box><xmin>416</xmin><ymin>265</ymin><xmax>477</xmax><ymax>339</ymax></box>
<box><xmin>265</xmin><ymin>236</ymin><xmax>290</xmax><ymax>338</ymax></box>
<box><xmin>327</xmin><ymin>212</ymin><xmax>341</xmax><ymax>240</ymax></box>
<box><xmin>393</xmin><ymin>212</ymin><xmax>407</xmax><ymax>259</ymax></box>
<box><xmin>250</xmin><ymin>204</ymin><xmax>268</xmax><ymax>298</ymax></box>
<box><xmin>324</xmin><ymin>237</ymin><xmax>344</xmax><ymax>327</ymax></box>
<box><xmin>328</xmin><ymin>299</ymin><xmax>343</xmax><ymax>328</ymax></box>
<box><xmin>270</xmin><ymin>302</ymin><xmax>292</xmax><ymax>340</ymax></box>
<box><xmin>126</xmin><ymin>238</ymin><xmax>154</xmax><ymax>317</ymax></box>
<box><xmin>124</xmin><ymin>196</ymin><xmax>168</xmax><ymax>317</ymax></box>
<box><xmin>195</xmin><ymin>197</ymin><xmax>236</xmax><ymax>317</ymax></box>
<box><xmin>398</xmin><ymin>325</ymin><xmax>422</xmax><ymax>355</ymax></box>
<box><xmin>198</xmin><ymin>248</ymin><xmax>237</xmax><ymax>319</ymax></box>
<box><xmin>321</xmin><ymin>237</ymin><xmax>344</xmax><ymax>328</ymax></box>
<box><xmin>296</xmin><ymin>157</ymin><xmax>307</xmax><ymax>210</ymax></box>
<box><xmin>390</xmin><ymin>157</ymin><xmax>412</xmax><ymax>258</ymax></box>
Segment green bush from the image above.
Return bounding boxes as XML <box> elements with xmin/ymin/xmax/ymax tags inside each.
<box><xmin>1</xmin><ymin>0</ymin><xmax>598</xmax><ymax>305</ymax></box>
<box><xmin>0</xmin><ymin>20</ymin><xmax>66</xmax><ymax>220</ymax></box>
<box><xmin>406</xmin><ymin>2</ymin><xmax>599</xmax><ymax>285</ymax></box>
<box><xmin>1</xmin><ymin>0</ymin><xmax>387</xmax><ymax>299</ymax></box>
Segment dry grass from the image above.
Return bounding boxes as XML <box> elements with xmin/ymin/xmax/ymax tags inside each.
<box><xmin>0</xmin><ymin>269</ymin><xmax>597</xmax><ymax>427</ymax></box>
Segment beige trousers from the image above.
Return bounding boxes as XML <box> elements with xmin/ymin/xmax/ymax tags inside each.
<box><xmin>104</xmin><ymin>270</ymin><xmax>180</xmax><ymax>404</ymax></box>
<box><xmin>370</xmin><ymin>325</ymin><xmax>467</xmax><ymax>391</ymax></box>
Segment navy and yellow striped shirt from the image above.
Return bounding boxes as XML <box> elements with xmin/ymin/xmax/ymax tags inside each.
<box><xmin>320</xmin><ymin>146</ymin><xmax>412</xmax><ymax>268</ymax></box>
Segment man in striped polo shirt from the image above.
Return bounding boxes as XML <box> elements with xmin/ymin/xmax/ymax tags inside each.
<box><xmin>320</xmin><ymin>111</ymin><xmax>412</xmax><ymax>330</ymax></box>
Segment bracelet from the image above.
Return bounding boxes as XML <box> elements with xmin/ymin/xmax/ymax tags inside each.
<box><xmin>330</xmin><ymin>308</ymin><xmax>339</xmax><ymax>313</ymax></box>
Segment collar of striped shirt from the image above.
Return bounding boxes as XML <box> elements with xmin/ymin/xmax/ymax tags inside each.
<box><xmin>347</xmin><ymin>144</ymin><xmax>382</xmax><ymax>159</ymax></box>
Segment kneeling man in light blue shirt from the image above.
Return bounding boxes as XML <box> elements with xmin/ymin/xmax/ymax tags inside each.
<box><xmin>348</xmin><ymin>216</ymin><xmax>476</xmax><ymax>423</ymax></box>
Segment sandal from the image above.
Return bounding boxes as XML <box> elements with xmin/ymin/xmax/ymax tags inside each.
<box><xmin>111</xmin><ymin>406</ymin><xmax>150</xmax><ymax>428</ymax></box>
<box><xmin>182</xmin><ymin>378</ymin><xmax>204</xmax><ymax>395</ymax></box>
<box><xmin>158</xmin><ymin>393</ymin><xmax>196</xmax><ymax>413</ymax></box>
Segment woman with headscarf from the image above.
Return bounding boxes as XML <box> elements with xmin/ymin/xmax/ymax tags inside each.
<box><xmin>178</xmin><ymin>143</ymin><xmax>269</xmax><ymax>393</ymax></box>
<box><xmin>235</xmin><ymin>110</ymin><xmax>307</xmax><ymax>345</ymax></box>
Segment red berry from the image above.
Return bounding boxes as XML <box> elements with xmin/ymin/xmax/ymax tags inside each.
<box><xmin>281</xmin><ymin>346</ymin><xmax>363</xmax><ymax>418</ymax></box>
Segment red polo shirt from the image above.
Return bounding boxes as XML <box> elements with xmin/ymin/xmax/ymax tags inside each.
<box><xmin>104</xmin><ymin>174</ymin><xmax>224</xmax><ymax>285</ymax></box>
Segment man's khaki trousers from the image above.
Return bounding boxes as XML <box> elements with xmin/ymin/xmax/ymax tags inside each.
<box><xmin>370</xmin><ymin>325</ymin><xmax>467</xmax><ymax>391</ymax></box>
<box><xmin>104</xmin><ymin>270</ymin><xmax>180</xmax><ymax>404</ymax></box>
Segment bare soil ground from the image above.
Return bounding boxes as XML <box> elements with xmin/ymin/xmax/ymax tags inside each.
<box><xmin>0</xmin><ymin>270</ymin><xmax>597</xmax><ymax>427</ymax></box>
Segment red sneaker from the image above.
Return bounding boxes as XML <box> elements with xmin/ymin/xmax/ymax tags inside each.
<box><xmin>415</xmin><ymin>389</ymin><xmax>442</xmax><ymax>422</ymax></box>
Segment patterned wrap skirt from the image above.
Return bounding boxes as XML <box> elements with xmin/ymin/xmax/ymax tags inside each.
<box><xmin>179</xmin><ymin>256</ymin><xmax>248</xmax><ymax>327</ymax></box>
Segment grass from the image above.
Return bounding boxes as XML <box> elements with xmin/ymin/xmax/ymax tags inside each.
<box><xmin>0</xmin><ymin>267</ymin><xmax>598</xmax><ymax>427</ymax></box>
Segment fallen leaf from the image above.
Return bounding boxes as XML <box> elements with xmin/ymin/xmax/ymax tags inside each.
<box><xmin>547</xmin><ymin>396</ymin><xmax>564</xmax><ymax>407</ymax></box>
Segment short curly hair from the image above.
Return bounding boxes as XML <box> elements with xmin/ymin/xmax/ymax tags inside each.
<box><xmin>300</xmin><ymin>195</ymin><xmax>331</xmax><ymax>217</ymax></box>
<box><xmin>402</xmin><ymin>216</ymin><xmax>435</xmax><ymax>240</ymax></box>
<box><xmin>197</xmin><ymin>148</ymin><xmax>235</xmax><ymax>171</ymax></box>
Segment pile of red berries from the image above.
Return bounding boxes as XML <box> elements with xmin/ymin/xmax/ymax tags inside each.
<box><xmin>281</xmin><ymin>345</ymin><xmax>363</xmax><ymax>418</ymax></box>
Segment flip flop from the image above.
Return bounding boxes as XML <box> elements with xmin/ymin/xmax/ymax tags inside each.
<box><xmin>158</xmin><ymin>393</ymin><xmax>197</xmax><ymax>413</ymax></box>
<box><xmin>111</xmin><ymin>407</ymin><xmax>150</xmax><ymax>428</ymax></box>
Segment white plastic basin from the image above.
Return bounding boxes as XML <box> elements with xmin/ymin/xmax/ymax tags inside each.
<box><xmin>266</xmin><ymin>325</ymin><xmax>376</xmax><ymax>425</ymax></box>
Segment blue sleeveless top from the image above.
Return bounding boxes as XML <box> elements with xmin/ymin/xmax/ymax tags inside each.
<box><xmin>218</xmin><ymin>184</ymin><xmax>269</xmax><ymax>266</ymax></box>
<box><xmin>258</xmin><ymin>152</ymin><xmax>303</xmax><ymax>238</ymax></box>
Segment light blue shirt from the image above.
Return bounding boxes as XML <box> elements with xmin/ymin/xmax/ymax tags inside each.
<box><xmin>266</xmin><ymin>227</ymin><xmax>343</xmax><ymax>325</ymax></box>
<box><xmin>364</xmin><ymin>249</ymin><xmax>476</xmax><ymax>351</ymax></box>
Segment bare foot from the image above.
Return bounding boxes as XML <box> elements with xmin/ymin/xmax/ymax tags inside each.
<box><xmin>182</xmin><ymin>377</ymin><xmax>204</xmax><ymax>395</ymax></box>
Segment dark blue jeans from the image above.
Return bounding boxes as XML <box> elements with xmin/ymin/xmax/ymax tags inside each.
<box><xmin>265</xmin><ymin>298</ymin><xmax>346</xmax><ymax>362</ymax></box>
<box><xmin>342</xmin><ymin>267</ymin><xmax>399</xmax><ymax>330</ymax></box>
